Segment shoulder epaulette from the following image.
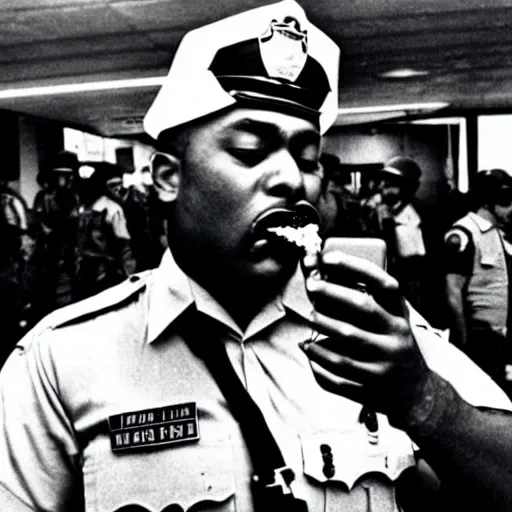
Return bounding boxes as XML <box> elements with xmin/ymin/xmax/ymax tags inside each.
<box><xmin>40</xmin><ymin>271</ymin><xmax>151</xmax><ymax>331</ymax></box>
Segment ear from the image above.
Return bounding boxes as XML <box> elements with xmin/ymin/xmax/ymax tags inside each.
<box><xmin>150</xmin><ymin>152</ymin><xmax>181</xmax><ymax>203</ymax></box>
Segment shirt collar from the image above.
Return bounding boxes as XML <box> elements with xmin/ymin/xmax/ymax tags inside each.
<box><xmin>147</xmin><ymin>249</ymin><xmax>194</xmax><ymax>343</ymax></box>
<box><xmin>147</xmin><ymin>250</ymin><xmax>315</xmax><ymax>343</ymax></box>
<box><xmin>393</xmin><ymin>203</ymin><xmax>420</xmax><ymax>226</ymax></box>
<box><xmin>470</xmin><ymin>210</ymin><xmax>495</xmax><ymax>233</ymax></box>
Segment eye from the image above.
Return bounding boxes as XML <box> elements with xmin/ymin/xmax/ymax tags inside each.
<box><xmin>295</xmin><ymin>143</ymin><xmax>320</xmax><ymax>174</ymax></box>
<box><xmin>228</xmin><ymin>148</ymin><xmax>268</xmax><ymax>167</ymax></box>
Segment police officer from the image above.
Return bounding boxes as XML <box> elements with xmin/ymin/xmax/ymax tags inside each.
<box><xmin>1</xmin><ymin>2</ymin><xmax>512</xmax><ymax>511</ymax></box>
<box><xmin>360</xmin><ymin>156</ymin><xmax>444</xmax><ymax>325</ymax></box>
<box><xmin>106</xmin><ymin>163</ymin><xmax>168</xmax><ymax>272</ymax></box>
<box><xmin>316</xmin><ymin>153</ymin><xmax>362</xmax><ymax>238</ymax></box>
<box><xmin>70</xmin><ymin>161</ymin><xmax>136</xmax><ymax>301</ymax></box>
<box><xmin>31</xmin><ymin>150</ymin><xmax>80</xmax><ymax>321</ymax></box>
<box><xmin>445</xmin><ymin>168</ymin><xmax>512</xmax><ymax>393</ymax></box>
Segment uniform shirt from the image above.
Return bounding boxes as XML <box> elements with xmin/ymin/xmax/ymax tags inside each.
<box><xmin>77</xmin><ymin>195</ymin><xmax>131</xmax><ymax>244</ymax></box>
<box><xmin>443</xmin><ymin>225</ymin><xmax>475</xmax><ymax>276</ymax></box>
<box><xmin>0</xmin><ymin>250</ymin><xmax>510</xmax><ymax>512</ymax></box>
<box><xmin>391</xmin><ymin>204</ymin><xmax>426</xmax><ymax>258</ymax></box>
<box><xmin>71</xmin><ymin>195</ymin><xmax>135</xmax><ymax>286</ymax></box>
<box><xmin>445</xmin><ymin>219</ymin><xmax>512</xmax><ymax>275</ymax></box>
<box><xmin>0</xmin><ymin>188</ymin><xmax>28</xmax><ymax>231</ymax></box>
<box><xmin>444</xmin><ymin>214</ymin><xmax>512</xmax><ymax>337</ymax></box>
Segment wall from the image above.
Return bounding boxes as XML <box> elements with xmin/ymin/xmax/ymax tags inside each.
<box><xmin>478</xmin><ymin>114</ymin><xmax>512</xmax><ymax>172</ymax></box>
<box><xmin>65</xmin><ymin>128</ymin><xmax>154</xmax><ymax>171</ymax></box>
<box><xmin>13</xmin><ymin>115</ymin><xmax>461</xmax><ymax>212</ymax></box>
<box><xmin>323</xmin><ymin>123</ymin><xmax>451</xmax><ymax>207</ymax></box>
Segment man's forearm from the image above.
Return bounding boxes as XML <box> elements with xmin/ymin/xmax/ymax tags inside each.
<box><xmin>395</xmin><ymin>372</ymin><xmax>512</xmax><ymax>510</ymax></box>
<box><xmin>446</xmin><ymin>293</ymin><xmax>467</xmax><ymax>349</ymax></box>
<box><xmin>448</xmin><ymin>310</ymin><xmax>467</xmax><ymax>349</ymax></box>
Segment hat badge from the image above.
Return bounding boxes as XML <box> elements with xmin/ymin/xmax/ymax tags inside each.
<box><xmin>258</xmin><ymin>16</ymin><xmax>308</xmax><ymax>83</ymax></box>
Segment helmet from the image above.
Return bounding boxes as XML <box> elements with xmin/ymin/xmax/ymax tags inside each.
<box><xmin>473</xmin><ymin>169</ymin><xmax>512</xmax><ymax>206</ymax></box>
<box><xmin>37</xmin><ymin>150</ymin><xmax>79</xmax><ymax>186</ymax></box>
<box><xmin>379</xmin><ymin>156</ymin><xmax>422</xmax><ymax>183</ymax></box>
<box><xmin>49</xmin><ymin>150</ymin><xmax>79</xmax><ymax>173</ymax></box>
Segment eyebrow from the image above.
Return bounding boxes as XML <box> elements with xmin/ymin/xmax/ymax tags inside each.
<box><xmin>225</xmin><ymin>117</ymin><xmax>321</xmax><ymax>145</ymax></box>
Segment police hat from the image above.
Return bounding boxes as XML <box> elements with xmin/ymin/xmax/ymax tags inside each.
<box><xmin>379</xmin><ymin>156</ymin><xmax>422</xmax><ymax>183</ymax></box>
<box><xmin>50</xmin><ymin>150</ymin><xmax>79</xmax><ymax>173</ymax></box>
<box><xmin>37</xmin><ymin>150</ymin><xmax>79</xmax><ymax>186</ymax></box>
<box><xmin>473</xmin><ymin>168</ymin><xmax>512</xmax><ymax>205</ymax></box>
<box><xmin>144</xmin><ymin>0</ymin><xmax>340</xmax><ymax>138</ymax></box>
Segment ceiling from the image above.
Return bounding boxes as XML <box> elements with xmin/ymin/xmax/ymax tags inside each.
<box><xmin>2</xmin><ymin>0</ymin><xmax>512</xmax><ymax>139</ymax></box>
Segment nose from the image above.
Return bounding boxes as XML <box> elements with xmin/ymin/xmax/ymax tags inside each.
<box><xmin>265</xmin><ymin>149</ymin><xmax>305</xmax><ymax>200</ymax></box>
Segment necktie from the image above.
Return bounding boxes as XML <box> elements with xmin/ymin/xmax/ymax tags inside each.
<box><xmin>175</xmin><ymin>306</ymin><xmax>308</xmax><ymax>512</ymax></box>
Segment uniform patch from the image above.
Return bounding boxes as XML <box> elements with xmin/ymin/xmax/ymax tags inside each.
<box><xmin>108</xmin><ymin>402</ymin><xmax>200</xmax><ymax>452</ymax></box>
<box><xmin>444</xmin><ymin>228</ymin><xmax>470</xmax><ymax>253</ymax></box>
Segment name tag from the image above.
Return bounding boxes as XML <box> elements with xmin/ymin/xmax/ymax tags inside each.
<box><xmin>108</xmin><ymin>402</ymin><xmax>200</xmax><ymax>452</ymax></box>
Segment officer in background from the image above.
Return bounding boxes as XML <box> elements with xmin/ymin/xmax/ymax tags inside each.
<box><xmin>0</xmin><ymin>178</ymin><xmax>30</xmax><ymax>261</ymax></box>
<box><xmin>445</xmin><ymin>168</ymin><xmax>512</xmax><ymax>394</ymax></box>
<box><xmin>0</xmin><ymin>181</ymin><xmax>28</xmax><ymax>366</ymax></box>
<box><xmin>2</xmin><ymin>2</ymin><xmax>512</xmax><ymax>511</ymax></box>
<box><xmin>316</xmin><ymin>152</ymin><xmax>362</xmax><ymax>238</ymax></box>
<box><xmin>31</xmin><ymin>150</ymin><xmax>79</xmax><ymax>321</ymax></box>
<box><xmin>71</xmin><ymin>161</ymin><xmax>136</xmax><ymax>301</ymax></box>
<box><xmin>106</xmin><ymin>163</ymin><xmax>167</xmax><ymax>272</ymax></box>
<box><xmin>360</xmin><ymin>156</ymin><xmax>443</xmax><ymax>326</ymax></box>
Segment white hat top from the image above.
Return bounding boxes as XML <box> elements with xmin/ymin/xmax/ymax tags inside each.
<box><xmin>143</xmin><ymin>0</ymin><xmax>340</xmax><ymax>138</ymax></box>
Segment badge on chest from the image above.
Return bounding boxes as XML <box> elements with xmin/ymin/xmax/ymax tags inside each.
<box><xmin>108</xmin><ymin>402</ymin><xmax>200</xmax><ymax>452</ymax></box>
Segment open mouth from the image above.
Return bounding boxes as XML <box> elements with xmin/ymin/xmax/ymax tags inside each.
<box><xmin>251</xmin><ymin>200</ymin><xmax>320</xmax><ymax>235</ymax></box>
<box><xmin>250</xmin><ymin>200</ymin><xmax>322</xmax><ymax>256</ymax></box>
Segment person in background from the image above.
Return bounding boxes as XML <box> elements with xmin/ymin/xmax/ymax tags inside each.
<box><xmin>31</xmin><ymin>150</ymin><xmax>79</xmax><ymax>322</ymax></box>
<box><xmin>316</xmin><ymin>152</ymin><xmax>362</xmax><ymax>238</ymax></box>
<box><xmin>0</xmin><ymin>184</ymin><xmax>26</xmax><ymax>367</ymax></box>
<box><xmin>2</xmin><ymin>2</ymin><xmax>512</xmax><ymax>511</ymax></box>
<box><xmin>71</xmin><ymin>161</ymin><xmax>136</xmax><ymax>301</ymax></box>
<box><xmin>106</xmin><ymin>162</ymin><xmax>167</xmax><ymax>271</ymax></box>
<box><xmin>0</xmin><ymin>178</ymin><xmax>30</xmax><ymax>260</ymax></box>
<box><xmin>444</xmin><ymin>168</ymin><xmax>512</xmax><ymax>396</ymax></box>
<box><xmin>360</xmin><ymin>156</ymin><xmax>443</xmax><ymax>326</ymax></box>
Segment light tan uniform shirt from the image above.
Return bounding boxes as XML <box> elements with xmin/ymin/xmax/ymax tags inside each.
<box><xmin>0</xmin><ymin>250</ymin><xmax>510</xmax><ymax>512</ymax></box>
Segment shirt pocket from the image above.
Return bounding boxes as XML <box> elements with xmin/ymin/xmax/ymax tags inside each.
<box><xmin>89</xmin><ymin>433</ymin><xmax>236</xmax><ymax>512</ymax></box>
<box><xmin>299</xmin><ymin>425</ymin><xmax>416</xmax><ymax>512</ymax></box>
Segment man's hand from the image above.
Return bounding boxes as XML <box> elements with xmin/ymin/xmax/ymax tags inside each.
<box><xmin>301</xmin><ymin>247</ymin><xmax>433</xmax><ymax>426</ymax></box>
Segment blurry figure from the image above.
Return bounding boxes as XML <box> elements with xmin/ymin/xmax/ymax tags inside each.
<box><xmin>316</xmin><ymin>153</ymin><xmax>362</xmax><ymax>238</ymax></box>
<box><xmin>0</xmin><ymin>182</ymin><xmax>26</xmax><ymax>366</ymax></box>
<box><xmin>70</xmin><ymin>162</ymin><xmax>136</xmax><ymax>301</ymax></box>
<box><xmin>31</xmin><ymin>150</ymin><xmax>79</xmax><ymax>322</ymax></box>
<box><xmin>0</xmin><ymin>179</ymin><xmax>30</xmax><ymax>260</ymax></box>
<box><xmin>106</xmin><ymin>160</ymin><xmax>167</xmax><ymax>271</ymax></box>
<box><xmin>360</xmin><ymin>156</ymin><xmax>442</xmax><ymax>324</ymax></box>
<box><xmin>444</xmin><ymin>169</ymin><xmax>512</xmax><ymax>394</ymax></box>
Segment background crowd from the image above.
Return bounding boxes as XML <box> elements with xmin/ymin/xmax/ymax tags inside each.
<box><xmin>2</xmin><ymin>147</ymin><xmax>512</xmax><ymax>398</ymax></box>
<box><xmin>0</xmin><ymin>149</ymin><xmax>167</xmax><ymax>364</ymax></box>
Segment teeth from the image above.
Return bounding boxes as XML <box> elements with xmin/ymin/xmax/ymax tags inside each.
<box><xmin>268</xmin><ymin>223</ymin><xmax>322</xmax><ymax>256</ymax></box>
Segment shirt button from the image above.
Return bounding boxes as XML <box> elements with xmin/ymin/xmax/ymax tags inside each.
<box><xmin>129</xmin><ymin>275</ymin><xmax>140</xmax><ymax>283</ymax></box>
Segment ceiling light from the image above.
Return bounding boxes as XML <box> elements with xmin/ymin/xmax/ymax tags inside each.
<box><xmin>335</xmin><ymin>102</ymin><xmax>450</xmax><ymax>126</ymax></box>
<box><xmin>338</xmin><ymin>102</ymin><xmax>449</xmax><ymax>115</ymax></box>
<box><xmin>0</xmin><ymin>76</ymin><xmax>166</xmax><ymax>99</ymax></box>
<box><xmin>378</xmin><ymin>68</ymin><xmax>430</xmax><ymax>79</ymax></box>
